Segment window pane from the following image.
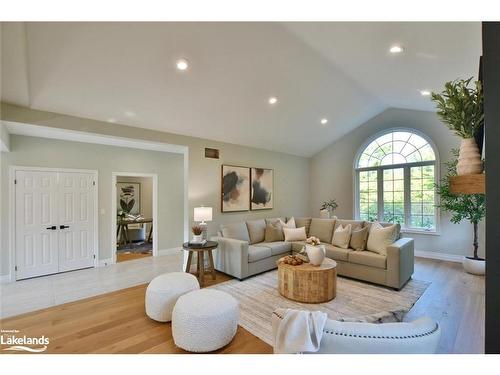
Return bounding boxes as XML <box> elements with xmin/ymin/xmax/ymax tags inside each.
<box><xmin>383</xmin><ymin>168</ymin><xmax>404</xmax><ymax>225</ymax></box>
<box><xmin>409</xmin><ymin>165</ymin><xmax>435</xmax><ymax>230</ymax></box>
<box><xmin>358</xmin><ymin>170</ymin><xmax>378</xmax><ymax>221</ymax></box>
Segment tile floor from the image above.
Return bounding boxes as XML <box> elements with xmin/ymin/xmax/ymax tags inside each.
<box><xmin>0</xmin><ymin>252</ymin><xmax>184</xmax><ymax>319</ymax></box>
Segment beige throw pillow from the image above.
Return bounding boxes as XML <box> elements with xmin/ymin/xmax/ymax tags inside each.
<box><xmin>366</xmin><ymin>222</ymin><xmax>397</xmax><ymax>255</ymax></box>
<box><xmin>331</xmin><ymin>224</ymin><xmax>352</xmax><ymax>249</ymax></box>
<box><xmin>349</xmin><ymin>226</ymin><xmax>369</xmax><ymax>251</ymax></box>
<box><xmin>264</xmin><ymin>221</ymin><xmax>285</xmax><ymax>242</ymax></box>
<box><xmin>280</xmin><ymin>217</ymin><xmax>296</xmax><ymax>229</ymax></box>
<box><xmin>283</xmin><ymin>227</ymin><xmax>307</xmax><ymax>242</ymax></box>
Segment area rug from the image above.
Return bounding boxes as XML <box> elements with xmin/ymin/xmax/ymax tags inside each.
<box><xmin>209</xmin><ymin>270</ymin><xmax>430</xmax><ymax>345</ymax></box>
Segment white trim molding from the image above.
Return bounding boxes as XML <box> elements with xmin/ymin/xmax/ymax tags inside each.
<box><xmin>414</xmin><ymin>250</ymin><xmax>463</xmax><ymax>263</ymax></box>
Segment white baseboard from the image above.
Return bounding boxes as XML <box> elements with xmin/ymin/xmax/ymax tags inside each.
<box><xmin>99</xmin><ymin>258</ymin><xmax>113</xmax><ymax>267</ymax></box>
<box><xmin>0</xmin><ymin>274</ymin><xmax>12</xmax><ymax>283</ymax></box>
<box><xmin>158</xmin><ymin>247</ymin><xmax>183</xmax><ymax>256</ymax></box>
<box><xmin>415</xmin><ymin>250</ymin><xmax>463</xmax><ymax>263</ymax></box>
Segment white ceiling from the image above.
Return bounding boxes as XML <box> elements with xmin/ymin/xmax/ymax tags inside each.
<box><xmin>1</xmin><ymin>22</ymin><xmax>481</xmax><ymax>157</ymax></box>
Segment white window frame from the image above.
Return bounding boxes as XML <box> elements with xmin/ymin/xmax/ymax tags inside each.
<box><xmin>353</xmin><ymin>128</ymin><xmax>441</xmax><ymax>234</ymax></box>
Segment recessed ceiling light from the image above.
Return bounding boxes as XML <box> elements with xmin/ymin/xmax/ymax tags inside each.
<box><xmin>107</xmin><ymin>118</ymin><xmax>117</xmax><ymax>123</ymax></box>
<box><xmin>176</xmin><ymin>58</ymin><xmax>189</xmax><ymax>71</ymax></box>
<box><xmin>124</xmin><ymin>111</ymin><xmax>136</xmax><ymax>117</ymax></box>
<box><xmin>320</xmin><ymin>118</ymin><xmax>328</xmax><ymax>125</ymax></box>
<box><xmin>268</xmin><ymin>96</ymin><xmax>278</xmax><ymax>105</ymax></box>
<box><xmin>420</xmin><ymin>90</ymin><xmax>431</xmax><ymax>96</ymax></box>
<box><xmin>389</xmin><ymin>45</ymin><xmax>404</xmax><ymax>54</ymax></box>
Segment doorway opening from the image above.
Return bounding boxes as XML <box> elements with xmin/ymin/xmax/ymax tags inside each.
<box><xmin>112</xmin><ymin>173</ymin><xmax>158</xmax><ymax>263</ymax></box>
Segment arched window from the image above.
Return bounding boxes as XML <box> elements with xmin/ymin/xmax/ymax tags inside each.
<box><xmin>355</xmin><ymin>129</ymin><xmax>438</xmax><ymax>232</ymax></box>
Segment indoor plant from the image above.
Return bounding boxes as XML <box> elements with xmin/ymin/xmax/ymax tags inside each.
<box><xmin>191</xmin><ymin>225</ymin><xmax>204</xmax><ymax>243</ymax></box>
<box><xmin>436</xmin><ymin>149</ymin><xmax>486</xmax><ymax>274</ymax></box>
<box><xmin>431</xmin><ymin>77</ymin><xmax>484</xmax><ymax>175</ymax></box>
<box><xmin>320</xmin><ymin>199</ymin><xmax>338</xmax><ymax>219</ymax></box>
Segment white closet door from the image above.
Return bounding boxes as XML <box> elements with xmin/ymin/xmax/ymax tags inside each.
<box><xmin>15</xmin><ymin>171</ymin><xmax>59</xmax><ymax>280</ymax></box>
<box><xmin>57</xmin><ymin>172</ymin><xmax>96</xmax><ymax>272</ymax></box>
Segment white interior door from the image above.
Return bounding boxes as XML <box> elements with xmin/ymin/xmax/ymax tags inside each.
<box><xmin>15</xmin><ymin>169</ymin><xmax>97</xmax><ymax>280</ymax></box>
<box><xmin>15</xmin><ymin>170</ymin><xmax>59</xmax><ymax>279</ymax></box>
<box><xmin>57</xmin><ymin>172</ymin><xmax>96</xmax><ymax>272</ymax></box>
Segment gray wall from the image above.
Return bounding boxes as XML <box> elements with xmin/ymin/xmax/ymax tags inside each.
<box><xmin>0</xmin><ymin>103</ymin><xmax>311</xmax><ymax>277</ymax></box>
<box><xmin>310</xmin><ymin>108</ymin><xmax>485</xmax><ymax>258</ymax></box>
<box><xmin>1</xmin><ymin>135</ymin><xmax>185</xmax><ymax>275</ymax></box>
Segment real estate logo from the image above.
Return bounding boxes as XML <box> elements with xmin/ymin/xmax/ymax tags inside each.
<box><xmin>1</xmin><ymin>329</ymin><xmax>49</xmax><ymax>353</ymax></box>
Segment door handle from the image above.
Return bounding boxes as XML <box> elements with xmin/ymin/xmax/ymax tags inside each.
<box><xmin>46</xmin><ymin>226</ymin><xmax>57</xmax><ymax>230</ymax></box>
<box><xmin>60</xmin><ymin>225</ymin><xmax>70</xmax><ymax>229</ymax></box>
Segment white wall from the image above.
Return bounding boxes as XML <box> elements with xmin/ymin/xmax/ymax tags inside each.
<box><xmin>310</xmin><ymin>108</ymin><xmax>484</xmax><ymax>258</ymax></box>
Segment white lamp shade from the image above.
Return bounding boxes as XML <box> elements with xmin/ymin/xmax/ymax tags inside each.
<box><xmin>194</xmin><ymin>207</ymin><xmax>212</xmax><ymax>222</ymax></box>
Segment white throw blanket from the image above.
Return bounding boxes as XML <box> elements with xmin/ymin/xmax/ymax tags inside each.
<box><xmin>272</xmin><ymin>308</ymin><xmax>328</xmax><ymax>354</ymax></box>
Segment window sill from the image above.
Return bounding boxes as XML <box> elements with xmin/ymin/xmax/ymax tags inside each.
<box><xmin>401</xmin><ymin>229</ymin><xmax>441</xmax><ymax>236</ymax></box>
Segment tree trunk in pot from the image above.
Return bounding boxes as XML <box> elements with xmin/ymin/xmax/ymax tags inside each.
<box><xmin>457</xmin><ymin>138</ymin><xmax>483</xmax><ymax>175</ymax></box>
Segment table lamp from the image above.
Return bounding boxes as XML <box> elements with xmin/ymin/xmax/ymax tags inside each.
<box><xmin>194</xmin><ymin>206</ymin><xmax>212</xmax><ymax>240</ymax></box>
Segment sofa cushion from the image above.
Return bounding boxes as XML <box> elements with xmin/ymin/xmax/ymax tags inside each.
<box><xmin>366</xmin><ymin>222</ymin><xmax>398</xmax><ymax>255</ymax></box>
<box><xmin>246</xmin><ymin>219</ymin><xmax>266</xmax><ymax>244</ymax></box>
<box><xmin>334</xmin><ymin>219</ymin><xmax>364</xmax><ymax>231</ymax></box>
<box><xmin>364</xmin><ymin>221</ymin><xmax>401</xmax><ymax>240</ymax></box>
<box><xmin>264</xmin><ymin>220</ymin><xmax>285</xmax><ymax>242</ymax></box>
<box><xmin>263</xmin><ymin>241</ymin><xmax>292</xmax><ymax>256</ymax></box>
<box><xmin>350</xmin><ymin>226</ymin><xmax>369</xmax><ymax>251</ymax></box>
<box><xmin>291</xmin><ymin>241</ymin><xmax>306</xmax><ymax>252</ymax></box>
<box><xmin>348</xmin><ymin>250</ymin><xmax>387</xmax><ymax>269</ymax></box>
<box><xmin>221</xmin><ymin>222</ymin><xmax>250</xmax><ymax>242</ymax></box>
<box><xmin>248</xmin><ymin>245</ymin><xmax>272</xmax><ymax>263</ymax></box>
<box><xmin>324</xmin><ymin>244</ymin><xmax>352</xmax><ymax>262</ymax></box>
<box><xmin>331</xmin><ymin>224</ymin><xmax>352</xmax><ymax>249</ymax></box>
<box><xmin>309</xmin><ymin>219</ymin><xmax>336</xmax><ymax>243</ymax></box>
<box><xmin>283</xmin><ymin>227</ymin><xmax>307</xmax><ymax>242</ymax></box>
<box><xmin>280</xmin><ymin>217</ymin><xmax>296</xmax><ymax>228</ymax></box>
<box><xmin>295</xmin><ymin>217</ymin><xmax>312</xmax><ymax>236</ymax></box>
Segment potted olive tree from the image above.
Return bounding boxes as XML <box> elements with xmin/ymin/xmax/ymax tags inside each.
<box><xmin>436</xmin><ymin>150</ymin><xmax>486</xmax><ymax>275</ymax></box>
<box><xmin>431</xmin><ymin>78</ymin><xmax>484</xmax><ymax>175</ymax></box>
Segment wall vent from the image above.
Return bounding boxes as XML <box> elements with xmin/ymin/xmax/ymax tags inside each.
<box><xmin>205</xmin><ymin>148</ymin><xmax>220</xmax><ymax>159</ymax></box>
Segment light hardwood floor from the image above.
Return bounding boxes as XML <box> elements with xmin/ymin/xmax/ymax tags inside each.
<box><xmin>0</xmin><ymin>257</ymin><xmax>484</xmax><ymax>354</ymax></box>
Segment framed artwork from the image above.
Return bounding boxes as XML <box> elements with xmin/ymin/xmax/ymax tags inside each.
<box><xmin>251</xmin><ymin>167</ymin><xmax>273</xmax><ymax>210</ymax></box>
<box><xmin>117</xmin><ymin>182</ymin><xmax>141</xmax><ymax>215</ymax></box>
<box><xmin>221</xmin><ymin>165</ymin><xmax>250</xmax><ymax>212</ymax></box>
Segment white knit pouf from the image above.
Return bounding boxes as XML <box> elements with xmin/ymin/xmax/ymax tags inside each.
<box><xmin>172</xmin><ymin>289</ymin><xmax>239</xmax><ymax>352</ymax></box>
<box><xmin>145</xmin><ymin>272</ymin><xmax>199</xmax><ymax>322</ymax></box>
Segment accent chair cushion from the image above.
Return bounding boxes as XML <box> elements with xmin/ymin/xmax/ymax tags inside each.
<box><xmin>324</xmin><ymin>244</ymin><xmax>352</xmax><ymax>261</ymax></box>
<box><xmin>295</xmin><ymin>217</ymin><xmax>312</xmax><ymax>236</ymax></box>
<box><xmin>349</xmin><ymin>250</ymin><xmax>387</xmax><ymax>269</ymax></box>
<box><xmin>221</xmin><ymin>222</ymin><xmax>250</xmax><ymax>242</ymax></box>
<box><xmin>248</xmin><ymin>245</ymin><xmax>272</xmax><ymax>263</ymax></box>
<box><xmin>331</xmin><ymin>224</ymin><xmax>352</xmax><ymax>249</ymax></box>
<box><xmin>350</xmin><ymin>226</ymin><xmax>369</xmax><ymax>251</ymax></box>
<box><xmin>283</xmin><ymin>227</ymin><xmax>307</xmax><ymax>242</ymax></box>
<box><xmin>264</xmin><ymin>220</ymin><xmax>285</xmax><ymax>242</ymax></box>
<box><xmin>262</xmin><ymin>241</ymin><xmax>292</xmax><ymax>256</ymax></box>
<box><xmin>309</xmin><ymin>218</ymin><xmax>336</xmax><ymax>243</ymax></box>
<box><xmin>246</xmin><ymin>219</ymin><xmax>266</xmax><ymax>244</ymax></box>
<box><xmin>366</xmin><ymin>222</ymin><xmax>397</xmax><ymax>255</ymax></box>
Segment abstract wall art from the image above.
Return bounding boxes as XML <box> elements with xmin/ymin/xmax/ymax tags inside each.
<box><xmin>221</xmin><ymin>165</ymin><xmax>250</xmax><ymax>212</ymax></box>
<box><xmin>117</xmin><ymin>182</ymin><xmax>140</xmax><ymax>215</ymax></box>
<box><xmin>251</xmin><ymin>167</ymin><xmax>273</xmax><ymax>210</ymax></box>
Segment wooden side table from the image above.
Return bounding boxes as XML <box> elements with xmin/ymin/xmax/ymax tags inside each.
<box><xmin>277</xmin><ymin>257</ymin><xmax>337</xmax><ymax>303</ymax></box>
<box><xmin>182</xmin><ymin>241</ymin><xmax>218</xmax><ymax>287</ymax></box>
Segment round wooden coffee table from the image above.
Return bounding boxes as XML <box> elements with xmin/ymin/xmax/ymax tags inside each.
<box><xmin>277</xmin><ymin>257</ymin><xmax>337</xmax><ymax>303</ymax></box>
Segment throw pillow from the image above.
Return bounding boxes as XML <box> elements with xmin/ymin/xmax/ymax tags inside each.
<box><xmin>264</xmin><ymin>221</ymin><xmax>285</xmax><ymax>242</ymax></box>
<box><xmin>366</xmin><ymin>222</ymin><xmax>397</xmax><ymax>255</ymax></box>
<box><xmin>349</xmin><ymin>226</ymin><xmax>369</xmax><ymax>251</ymax></box>
<box><xmin>280</xmin><ymin>217</ymin><xmax>296</xmax><ymax>228</ymax></box>
<box><xmin>283</xmin><ymin>227</ymin><xmax>307</xmax><ymax>242</ymax></box>
<box><xmin>331</xmin><ymin>224</ymin><xmax>352</xmax><ymax>249</ymax></box>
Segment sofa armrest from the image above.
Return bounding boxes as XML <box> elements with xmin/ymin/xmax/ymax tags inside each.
<box><xmin>211</xmin><ymin>236</ymin><xmax>249</xmax><ymax>279</ymax></box>
<box><xmin>386</xmin><ymin>238</ymin><xmax>414</xmax><ymax>289</ymax></box>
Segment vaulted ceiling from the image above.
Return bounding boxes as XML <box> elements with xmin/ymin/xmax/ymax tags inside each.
<box><xmin>1</xmin><ymin>22</ymin><xmax>481</xmax><ymax>156</ymax></box>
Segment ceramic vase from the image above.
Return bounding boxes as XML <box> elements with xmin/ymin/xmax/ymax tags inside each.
<box><xmin>306</xmin><ymin>244</ymin><xmax>326</xmax><ymax>266</ymax></box>
<box><xmin>319</xmin><ymin>209</ymin><xmax>330</xmax><ymax>219</ymax></box>
<box><xmin>192</xmin><ymin>234</ymin><xmax>203</xmax><ymax>243</ymax></box>
<box><xmin>457</xmin><ymin>138</ymin><xmax>483</xmax><ymax>175</ymax></box>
